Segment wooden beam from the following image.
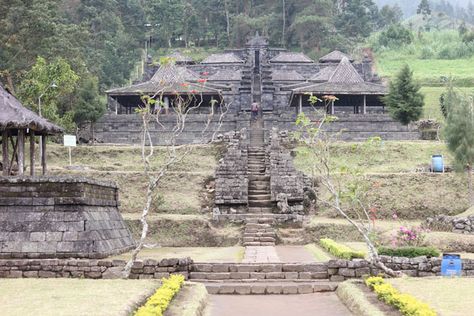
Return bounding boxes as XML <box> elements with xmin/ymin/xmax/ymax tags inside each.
<box><xmin>41</xmin><ymin>135</ymin><xmax>47</xmax><ymax>175</ymax></box>
<box><xmin>363</xmin><ymin>95</ymin><xmax>367</xmax><ymax>114</ymax></box>
<box><xmin>2</xmin><ymin>130</ymin><xmax>9</xmax><ymax>176</ymax></box>
<box><xmin>30</xmin><ymin>131</ymin><xmax>35</xmax><ymax>176</ymax></box>
<box><xmin>18</xmin><ymin>129</ymin><xmax>25</xmax><ymax>176</ymax></box>
<box><xmin>8</xmin><ymin>137</ymin><xmax>18</xmax><ymax>175</ymax></box>
<box><xmin>299</xmin><ymin>95</ymin><xmax>303</xmax><ymax>114</ymax></box>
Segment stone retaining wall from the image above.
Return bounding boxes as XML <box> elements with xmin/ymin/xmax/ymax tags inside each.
<box><xmin>0</xmin><ymin>177</ymin><xmax>135</xmax><ymax>259</ymax></box>
<box><xmin>425</xmin><ymin>214</ymin><xmax>474</xmax><ymax>234</ymax></box>
<box><xmin>214</xmin><ymin>131</ymin><xmax>249</xmax><ymax>214</ymax></box>
<box><xmin>1</xmin><ymin>257</ymin><xmax>473</xmax><ymax>280</ymax></box>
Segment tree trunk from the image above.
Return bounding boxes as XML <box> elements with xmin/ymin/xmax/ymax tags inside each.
<box><xmin>224</xmin><ymin>0</ymin><xmax>231</xmax><ymax>42</ymax></box>
<box><xmin>91</xmin><ymin>122</ymin><xmax>95</xmax><ymax>145</ymax></box>
<box><xmin>468</xmin><ymin>164</ymin><xmax>474</xmax><ymax>206</ymax></box>
<box><xmin>281</xmin><ymin>0</ymin><xmax>286</xmax><ymax>46</ymax></box>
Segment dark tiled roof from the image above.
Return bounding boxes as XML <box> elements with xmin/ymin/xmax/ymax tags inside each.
<box><xmin>309</xmin><ymin>66</ymin><xmax>337</xmax><ymax>82</ymax></box>
<box><xmin>107</xmin><ymin>64</ymin><xmax>221</xmax><ymax>95</ymax></box>
<box><xmin>319</xmin><ymin>50</ymin><xmax>354</xmax><ymax>63</ymax></box>
<box><xmin>168</xmin><ymin>51</ymin><xmax>194</xmax><ymax>64</ymax></box>
<box><xmin>201</xmin><ymin>53</ymin><xmax>244</xmax><ymax>64</ymax></box>
<box><xmin>292</xmin><ymin>82</ymin><xmax>387</xmax><ymax>95</ymax></box>
<box><xmin>269</xmin><ymin>52</ymin><xmax>314</xmax><ymax>63</ymax></box>
<box><xmin>0</xmin><ymin>85</ymin><xmax>63</xmax><ymax>134</ymax></box>
<box><xmin>272</xmin><ymin>70</ymin><xmax>305</xmax><ymax>81</ymax></box>
<box><xmin>328</xmin><ymin>57</ymin><xmax>364</xmax><ymax>83</ymax></box>
<box><xmin>208</xmin><ymin>70</ymin><xmax>242</xmax><ymax>81</ymax></box>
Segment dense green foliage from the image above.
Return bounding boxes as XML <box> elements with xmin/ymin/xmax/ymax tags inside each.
<box><xmin>377</xmin><ymin>246</ymin><xmax>440</xmax><ymax>257</ymax></box>
<box><xmin>384</xmin><ymin>65</ymin><xmax>424</xmax><ymax>125</ymax></box>
<box><xmin>378</xmin><ymin>24</ymin><xmax>413</xmax><ymax>48</ymax></box>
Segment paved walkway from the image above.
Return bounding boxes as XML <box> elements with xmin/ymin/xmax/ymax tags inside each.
<box><xmin>205</xmin><ymin>293</ymin><xmax>352</xmax><ymax>316</ymax></box>
<box><xmin>242</xmin><ymin>246</ymin><xmax>280</xmax><ymax>263</ymax></box>
<box><xmin>275</xmin><ymin>246</ymin><xmax>317</xmax><ymax>263</ymax></box>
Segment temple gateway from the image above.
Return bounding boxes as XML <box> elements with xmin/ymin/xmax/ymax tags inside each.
<box><xmin>96</xmin><ymin>34</ymin><xmax>419</xmax><ymax>144</ymax></box>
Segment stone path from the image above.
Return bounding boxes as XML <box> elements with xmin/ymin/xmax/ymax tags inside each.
<box><xmin>242</xmin><ymin>246</ymin><xmax>280</xmax><ymax>263</ymax></box>
<box><xmin>205</xmin><ymin>293</ymin><xmax>352</xmax><ymax>316</ymax></box>
<box><xmin>275</xmin><ymin>246</ymin><xmax>317</xmax><ymax>263</ymax></box>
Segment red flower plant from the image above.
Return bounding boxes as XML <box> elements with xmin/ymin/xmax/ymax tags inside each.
<box><xmin>180</xmin><ymin>83</ymin><xmax>189</xmax><ymax>87</ymax></box>
<box><xmin>197</xmin><ymin>78</ymin><xmax>207</xmax><ymax>83</ymax></box>
<box><xmin>202</xmin><ymin>71</ymin><xmax>209</xmax><ymax>76</ymax></box>
<box><xmin>190</xmin><ymin>89</ymin><xmax>198</xmax><ymax>94</ymax></box>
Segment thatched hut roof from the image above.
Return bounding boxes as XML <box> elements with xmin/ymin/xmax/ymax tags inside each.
<box><xmin>168</xmin><ymin>51</ymin><xmax>194</xmax><ymax>64</ymax></box>
<box><xmin>0</xmin><ymin>85</ymin><xmax>63</xmax><ymax>135</ymax></box>
<box><xmin>201</xmin><ymin>53</ymin><xmax>244</xmax><ymax>64</ymax></box>
<box><xmin>270</xmin><ymin>52</ymin><xmax>314</xmax><ymax>63</ymax></box>
<box><xmin>272</xmin><ymin>70</ymin><xmax>305</xmax><ymax>82</ymax></box>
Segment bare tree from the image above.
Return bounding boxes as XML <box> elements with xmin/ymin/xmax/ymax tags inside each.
<box><xmin>122</xmin><ymin>67</ymin><xmax>230</xmax><ymax>278</ymax></box>
<box><xmin>281</xmin><ymin>0</ymin><xmax>286</xmax><ymax>46</ymax></box>
<box><xmin>295</xmin><ymin>96</ymin><xmax>401</xmax><ymax>277</ymax></box>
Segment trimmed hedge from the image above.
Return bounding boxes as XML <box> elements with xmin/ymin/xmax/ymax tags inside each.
<box><xmin>135</xmin><ymin>274</ymin><xmax>185</xmax><ymax>316</ymax></box>
<box><xmin>319</xmin><ymin>238</ymin><xmax>365</xmax><ymax>260</ymax></box>
<box><xmin>377</xmin><ymin>246</ymin><xmax>440</xmax><ymax>258</ymax></box>
<box><xmin>365</xmin><ymin>277</ymin><xmax>437</xmax><ymax>316</ymax></box>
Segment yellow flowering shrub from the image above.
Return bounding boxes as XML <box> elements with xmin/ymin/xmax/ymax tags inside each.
<box><xmin>365</xmin><ymin>277</ymin><xmax>437</xmax><ymax>316</ymax></box>
<box><xmin>320</xmin><ymin>238</ymin><xmax>365</xmax><ymax>260</ymax></box>
<box><xmin>134</xmin><ymin>274</ymin><xmax>185</xmax><ymax>316</ymax></box>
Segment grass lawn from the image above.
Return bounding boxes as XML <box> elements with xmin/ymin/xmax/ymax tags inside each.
<box><xmin>389</xmin><ymin>277</ymin><xmax>474</xmax><ymax>316</ymax></box>
<box><xmin>420</xmin><ymin>86</ymin><xmax>473</xmax><ymax>122</ymax></box>
<box><xmin>304</xmin><ymin>244</ymin><xmax>333</xmax><ymax>261</ymax></box>
<box><xmin>111</xmin><ymin>247</ymin><xmax>245</xmax><ymax>262</ymax></box>
<box><xmin>294</xmin><ymin>141</ymin><xmax>451</xmax><ymax>174</ymax></box>
<box><xmin>0</xmin><ymin>279</ymin><xmax>159</xmax><ymax>316</ymax></box>
<box><xmin>45</xmin><ymin>144</ymin><xmax>218</xmax><ymax>214</ymax></box>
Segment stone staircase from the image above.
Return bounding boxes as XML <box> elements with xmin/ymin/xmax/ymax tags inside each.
<box><xmin>278</xmin><ymin>228</ymin><xmax>306</xmax><ymax>245</ymax></box>
<box><xmin>188</xmin><ymin>262</ymin><xmax>338</xmax><ymax>295</ymax></box>
<box><xmin>242</xmin><ymin>119</ymin><xmax>277</xmax><ymax>246</ymax></box>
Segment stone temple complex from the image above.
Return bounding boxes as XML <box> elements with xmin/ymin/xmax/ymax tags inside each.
<box><xmin>96</xmin><ymin>34</ymin><xmax>420</xmax><ymax>145</ymax></box>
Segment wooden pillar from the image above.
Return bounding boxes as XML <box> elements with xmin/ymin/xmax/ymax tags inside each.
<box><xmin>330</xmin><ymin>101</ymin><xmax>335</xmax><ymax>115</ymax></box>
<box><xmin>41</xmin><ymin>135</ymin><xmax>47</xmax><ymax>175</ymax></box>
<box><xmin>30</xmin><ymin>131</ymin><xmax>35</xmax><ymax>176</ymax></box>
<box><xmin>18</xmin><ymin>129</ymin><xmax>25</xmax><ymax>175</ymax></box>
<box><xmin>363</xmin><ymin>95</ymin><xmax>367</xmax><ymax>114</ymax></box>
<box><xmin>299</xmin><ymin>95</ymin><xmax>303</xmax><ymax>114</ymax></box>
<box><xmin>2</xmin><ymin>130</ymin><xmax>9</xmax><ymax>176</ymax></box>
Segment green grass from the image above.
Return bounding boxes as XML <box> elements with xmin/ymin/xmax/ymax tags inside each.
<box><xmin>0</xmin><ymin>279</ymin><xmax>159</xmax><ymax>316</ymax></box>
<box><xmin>421</xmin><ymin>86</ymin><xmax>473</xmax><ymax>121</ymax></box>
<box><xmin>389</xmin><ymin>277</ymin><xmax>474</xmax><ymax>316</ymax></box>
<box><xmin>304</xmin><ymin>244</ymin><xmax>333</xmax><ymax>261</ymax></box>
<box><xmin>111</xmin><ymin>247</ymin><xmax>244</xmax><ymax>262</ymax></box>
<box><xmin>294</xmin><ymin>141</ymin><xmax>451</xmax><ymax>174</ymax></box>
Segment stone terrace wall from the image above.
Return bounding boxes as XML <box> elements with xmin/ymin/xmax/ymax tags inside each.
<box><xmin>0</xmin><ymin>177</ymin><xmax>135</xmax><ymax>259</ymax></box>
<box><xmin>425</xmin><ymin>214</ymin><xmax>474</xmax><ymax>234</ymax></box>
<box><xmin>264</xmin><ymin>113</ymin><xmax>420</xmax><ymax>141</ymax></box>
<box><xmin>214</xmin><ymin>131</ymin><xmax>249</xmax><ymax>214</ymax></box>
<box><xmin>94</xmin><ymin>113</ymin><xmax>251</xmax><ymax>145</ymax></box>
<box><xmin>1</xmin><ymin>257</ymin><xmax>473</xmax><ymax>280</ymax></box>
<box><xmin>268</xmin><ymin>129</ymin><xmax>305</xmax><ymax>214</ymax></box>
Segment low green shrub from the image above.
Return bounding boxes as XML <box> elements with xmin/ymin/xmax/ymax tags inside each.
<box><xmin>365</xmin><ymin>276</ymin><xmax>437</xmax><ymax>316</ymax></box>
<box><xmin>134</xmin><ymin>274</ymin><xmax>185</xmax><ymax>316</ymax></box>
<box><xmin>319</xmin><ymin>238</ymin><xmax>365</xmax><ymax>260</ymax></box>
<box><xmin>377</xmin><ymin>246</ymin><xmax>440</xmax><ymax>258</ymax></box>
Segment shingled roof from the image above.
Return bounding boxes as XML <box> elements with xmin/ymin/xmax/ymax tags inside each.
<box><xmin>168</xmin><ymin>51</ymin><xmax>194</xmax><ymax>64</ymax></box>
<box><xmin>208</xmin><ymin>70</ymin><xmax>242</xmax><ymax>81</ymax></box>
<box><xmin>328</xmin><ymin>57</ymin><xmax>364</xmax><ymax>83</ymax></box>
<box><xmin>272</xmin><ymin>70</ymin><xmax>305</xmax><ymax>82</ymax></box>
<box><xmin>201</xmin><ymin>53</ymin><xmax>244</xmax><ymax>64</ymax></box>
<box><xmin>309</xmin><ymin>66</ymin><xmax>337</xmax><ymax>82</ymax></box>
<box><xmin>291</xmin><ymin>58</ymin><xmax>386</xmax><ymax>95</ymax></box>
<box><xmin>0</xmin><ymin>85</ymin><xmax>63</xmax><ymax>134</ymax></box>
<box><xmin>319</xmin><ymin>50</ymin><xmax>354</xmax><ymax>63</ymax></box>
<box><xmin>107</xmin><ymin>64</ymin><xmax>221</xmax><ymax>95</ymax></box>
<box><xmin>270</xmin><ymin>52</ymin><xmax>314</xmax><ymax>63</ymax></box>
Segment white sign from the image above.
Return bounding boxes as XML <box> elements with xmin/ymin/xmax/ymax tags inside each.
<box><xmin>64</xmin><ymin>135</ymin><xmax>77</xmax><ymax>147</ymax></box>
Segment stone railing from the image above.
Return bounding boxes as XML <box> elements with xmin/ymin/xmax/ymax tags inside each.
<box><xmin>425</xmin><ymin>214</ymin><xmax>474</xmax><ymax>234</ymax></box>
<box><xmin>268</xmin><ymin>128</ymin><xmax>305</xmax><ymax>215</ymax></box>
<box><xmin>214</xmin><ymin>130</ymin><xmax>249</xmax><ymax>214</ymax></box>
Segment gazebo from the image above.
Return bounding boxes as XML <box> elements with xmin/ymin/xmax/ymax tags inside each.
<box><xmin>0</xmin><ymin>85</ymin><xmax>63</xmax><ymax>176</ymax></box>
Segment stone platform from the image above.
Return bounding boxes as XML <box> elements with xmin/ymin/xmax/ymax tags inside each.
<box><xmin>0</xmin><ymin>176</ymin><xmax>135</xmax><ymax>259</ymax></box>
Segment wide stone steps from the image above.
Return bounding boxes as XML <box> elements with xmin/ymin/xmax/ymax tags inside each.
<box><xmin>248</xmin><ymin>194</ymin><xmax>272</xmax><ymax>201</ymax></box>
<box><xmin>247</xmin><ymin>207</ymin><xmax>273</xmax><ymax>214</ymax></box>
<box><xmin>249</xmin><ymin>200</ymin><xmax>273</xmax><ymax>207</ymax></box>
<box><xmin>201</xmin><ymin>280</ymin><xmax>338</xmax><ymax>295</ymax></box>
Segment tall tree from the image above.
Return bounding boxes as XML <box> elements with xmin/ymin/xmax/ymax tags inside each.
<box><xmin>417</xmin><ymin>0</ymin><xmax>431</xmax><ymax>20</ymax></box>
<box><xmin>444</xmin><ymin>92</ymin><xmax>474</xmax><ymax>206</ymax></box>
<box><xmin>336</xmin><ymin>0</ymin><xmax>380</xmax><ymax>38</ymax></box>
<box><xmin>384</xmin><ymin>64</ymin><xmax>424</xmax><ymax>125</ymax></box>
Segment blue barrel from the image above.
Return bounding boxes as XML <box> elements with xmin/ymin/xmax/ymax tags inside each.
<box><xmin>441</xmin><ymin>254</ymin><xmax>462</xmax><ymax>277</ymax></box>
<box><xmin>432</xmin><ymin>155</ymin><xmax>444</xmax><ymax>172</ymax></box>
